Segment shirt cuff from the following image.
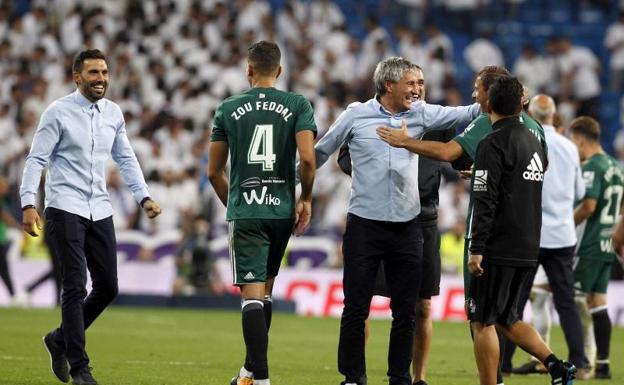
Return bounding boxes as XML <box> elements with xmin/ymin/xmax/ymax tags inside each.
<box><xmin>20</xmin><ymin>194</ymin><xmax>36</xmax><ymax>208</ymax></box>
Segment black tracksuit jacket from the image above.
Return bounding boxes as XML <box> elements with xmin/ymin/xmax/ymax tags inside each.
<box><xmin>469</xmin><ymin>116</ymin><xmax>548</xmax><ymax>267</ymax></box>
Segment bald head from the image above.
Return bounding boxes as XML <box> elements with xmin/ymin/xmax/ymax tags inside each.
<box><xmin>528</xmin><ymin>94</ymin><xmax>556</xmax><ymax>124</ymax></box>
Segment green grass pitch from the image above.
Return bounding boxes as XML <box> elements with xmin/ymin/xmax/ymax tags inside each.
<box><xmin>0</xmin><ymin>307</ymin><xmax>621</xmax><ymax>384</ymax></box>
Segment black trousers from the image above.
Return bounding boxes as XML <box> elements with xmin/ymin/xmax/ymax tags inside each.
<box><xmin>338</xmin><ymin>214</ymin><xmax>423</xmax><ymax>385</ymax></box>
<box><xmin>45</xmin><ymin>208</ymin><xmax>118</xmax><ymax>371</ymax></box>
<box><xmin>0</xmin><ymin>242</ymin><xmax>14</xmax><ymax>297</ymax></box>
<box><xmin>502</xmin><ymin>246</ymin><xmax>589</xmax><ymax>370</ymax></box>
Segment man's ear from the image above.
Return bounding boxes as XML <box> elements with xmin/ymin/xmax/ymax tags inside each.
<box><xmin>72</xmin><ymin>71</ymin><xmax>81</xmax><ymax>86</ymax></box>
<box><xmin>275</xmin><ymin>65</ymin><xmax>282</xmax><ymax>80</ymax></box>
<box><xmin>485</xmin><ymin>99</ymin><xmax>492</xmax><ymax>114</ymax></box>
<box><xmin>246</xmin><ymin>63</ymin><xmax>253</xmax><ymax>78</ymax></box>
<box><xmin>384</xmin><ymin>80</ymin><xmax>393</xmax><ymax>94</ymax></box>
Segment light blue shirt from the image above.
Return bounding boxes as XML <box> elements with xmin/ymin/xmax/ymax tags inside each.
<box><xmin>20</xmin><ymin>90</ymin><xmax>150</xmax><ymax>221</ymax></box>
<box><xmin>314</xmin><ymin>98</ymin><xmax>480</xmax><ymax>222</ymax></box>
<box><xmin>540</xmin><ymin>124</ymin><xmax>585</xmax><ymax>248</ymax></box>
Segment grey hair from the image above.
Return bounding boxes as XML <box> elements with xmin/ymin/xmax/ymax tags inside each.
<box><xmin>528</xmin><ymin>95</ymin><xmax>556</xmax><ymax>123</ymax></box>
<box><xmin>373</xmin><ymin>57</ymin><xmax>422</xmax><ymax>96</ymax></box>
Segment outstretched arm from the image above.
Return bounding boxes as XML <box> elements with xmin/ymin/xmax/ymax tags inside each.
<box><xmin>377</xmin><ymin>119</ymin><xmax>465</xmax><ymax>161</ymax></box>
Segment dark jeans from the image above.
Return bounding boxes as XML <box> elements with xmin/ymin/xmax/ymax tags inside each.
<box><xmin>45</xmin><ymin>208</ymin><xmax>118</xmax><ymax>372</ymax></box>
<box><xmin>502</xmin><ymin>246</ymin><xmax>589</xmax><ymax>370</ymax></box>
<box><xmin>338</xmin><ymin>214</ymin><xmax>423</xmax><ymax>385</ymax></box>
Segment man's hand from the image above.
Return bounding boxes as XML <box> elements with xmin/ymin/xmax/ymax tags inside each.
<box><xmin>468</xmin><ymin>254</ymin><xmax>484</xmax><ymax>277</ymax></box>
<box><xmin>459</xmin><ymin>169</ymin><xmax>473</xmax><ymax>180</ymax></box>
<box><xmin>293</xmin><ymin>199</ymin><xmax>312</xmax><ymax>236</ymax></box>
<box><xmin>143</xmin><ymin>199</ymin><xmax>162</xmax><ymax>219</ymax></box>
<box><xmin>22</xmin><ymin>207</ymin><xmax>41</xmax><ymax>237</ymax></box>
<box><xmin>377</xmin><ymin>119</ymin><xmax>409</xmax><ymax>148</ymax></box>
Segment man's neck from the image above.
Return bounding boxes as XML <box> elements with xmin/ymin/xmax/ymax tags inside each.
<box><xmin>490</xmin><ymin>112</ymin><xmax>516</xmax><ymax>125</ymax></box>
<box><xmin>584</xmin><ymin>145</ymin><xmax>604</xmax><ymax>160</ymax></box>
<box><xmin>250</xmin><ymin>77</ymin><xmax>275</xmax><ymax>88</ymax></box>
<box><xmin>378</xmin><ymin>95</ymin><xmax>405</xmax><ymax>115</ymax></box>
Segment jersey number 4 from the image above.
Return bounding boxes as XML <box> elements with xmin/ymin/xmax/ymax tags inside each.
<box><xmin>247</xmin><ymin>124</ymin><xmax>276</xmax><ymax>171</ymax></box>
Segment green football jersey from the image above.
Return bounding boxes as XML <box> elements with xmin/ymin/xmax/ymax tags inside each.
<box><xmin>577</xmin><ymin>153</ymin><xmax>624</xmax><ymax>262</ymax></box>
<box><xmin>455</xmin><ymin>111</ymin><xmax>547</xmax><ymax>241</ymax></box>
<box><xmin>210</xmin><ymin>87</ymin><xmax>316</xmax><ymax>221</ymax></box>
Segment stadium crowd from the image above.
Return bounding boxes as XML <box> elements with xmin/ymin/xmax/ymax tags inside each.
<box><xmin>0</xmin><ymin>0</ymin><xmax>623</xmax><ymax>293</ymax></box>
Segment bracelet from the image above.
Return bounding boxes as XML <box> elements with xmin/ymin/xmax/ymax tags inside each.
<box><xmin>140</xmin><ymin>197</ymin><xmax>151</xmax><ymax>208</ymax></box>
<box><xmin>22</xmin><ymin>205</ymin><xmax>36</xmax><ymax>211</ymax></box>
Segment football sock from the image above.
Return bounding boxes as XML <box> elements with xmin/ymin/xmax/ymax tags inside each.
<box><xmin>590</xmin><ymin>306</ymin><xmax>611</xmax><ymax>362</ymax></box>
<box><xmin>530</xmin><ymin>289</ymin><xmax>552</xmax><ymax>346</ymax></box>
<box><xmin>242</xmin><ymin>299</ymin><xmax>268</xmax><ymax>380</ymax></box>
<box><xmin>544</xmin><ymin>354</ymin><xmax>565</xmax><ymax>379</ymax></box>
<box><xmin>263</xmin><ymin>295</ymin><xmax>273</xmax><ymax>331</ymax></box>
<box><xmin>575</xmin><ymin>296</ymin><xmax>596</xmax><ymax>365</ymax></box>
<box><xmin>239</xmin><ymin>365</ymin><xmax>253</xmax><ymax>378</ymax></box>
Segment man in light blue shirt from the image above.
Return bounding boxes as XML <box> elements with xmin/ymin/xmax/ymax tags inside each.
<box><xmin>312</xmin><ymin>57</ymin><xmax>479</xmax><ymax>385</ymax></box>
<box><xmin>503</xmin><ymin>94</ymin><xmax>591</xmax><ymax>377</ymax></box>
<box><xmin>20</xmin><ymin>49</ymin><xmax>161</xmax><ymax>385</ymax></box>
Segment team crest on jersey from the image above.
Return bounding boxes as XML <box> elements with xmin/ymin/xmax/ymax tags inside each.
<box><xmin>473</xmin><ymin>170</ymin><xmax>488</xmax><ymax>191</ymax></box>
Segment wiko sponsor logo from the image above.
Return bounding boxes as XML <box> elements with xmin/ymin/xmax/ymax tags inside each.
<box><xmin>601</xmin><ymin>238</ymin><xmax>613</xmax><ymax>253</ymax></box>
<box><xmin>242</xmin><ymin>186</ymin><xmax>281</xmax><ymax>206</ymax></box>
<box><xmin>240</xmin><ymin>177</ymin><xmax>261</xmax><ymax>188</ymax></box>
<box><xmin>523</xmin><ymin>152</ymin><xmax>544</xmax><ymax>181</ymax></box>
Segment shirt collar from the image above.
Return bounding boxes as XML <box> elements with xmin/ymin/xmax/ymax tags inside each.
<box><xmin>74</xmin><ymin>89</ymin><xmax>102</xmax><ymax>112</ymax></box>
<box><xmin>372</xmin><ymin>95</ymin><xmax>411</xmax><ymax>117</ymax></box>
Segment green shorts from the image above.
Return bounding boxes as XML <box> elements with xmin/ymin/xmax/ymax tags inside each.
<box><xmin>574</xmin><ymin>257</ymin><xmax>612</xmax><ymax>294</ymax></box>
<box><xmin>228</xmin><ymin>218</ymin><xmax>294</xmax><ymax>285</ymax></box>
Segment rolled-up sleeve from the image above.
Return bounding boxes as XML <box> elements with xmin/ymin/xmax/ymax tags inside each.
<box><xmin>20</xmin><ymin>105</ymin><xmax>61</xmax><ymax>207</ymax></box>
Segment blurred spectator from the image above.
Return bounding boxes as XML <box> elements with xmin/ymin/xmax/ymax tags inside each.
<box><xmin>107</xmin><ymin>167</ymin><xmax>139</xmax><ymax>231</ymax></box>
<box><xmin>513</xmin><ymin>44</ymin><xmax>548</xmax><ymax>97</ymax></box>
<box><xmin>440</xmin><ymin>220</ymin><xmax>465</xmax><ymax>275</ymax></box>
<box><xmin>438</xmin><ymin>179</ymin><xmax>469</xmax><ymax>232</ymax></box>
<box><xmin>425</xmin><ymin>24</ymin><xmax>453</xmax><ymax>63</ymax></box>
<box><xmin>463</xmin><ymin>31</ymin><xmax>505</xmax><ymax>75</ymax></box>
<box><xmin>605</xmin><ymin>11</ymin><xmax>624</xmax><ymax>92</ymax></box>
<box><xmin>0</xmin><ymin>176</ymin><xmax>17</xmax><ymax>302</ymax></box>
<box><xmin>558</xmin><ymin>37</ymin><xmax>601</xmax><ymax>120</ymax></box>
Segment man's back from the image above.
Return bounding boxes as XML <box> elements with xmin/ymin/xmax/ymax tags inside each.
<box><xmin>211</xmin><ymin>87</ymin><xmax>315</xmax><ymax>221</ymax></box>
<box><xmin>471</xmin><ymin>117</ymin><xmax>547</xmax><ymax>266</ymax></box>
<box><xmin>541</xmin><ymin>126</ymin><xmax>584</xmax><ymax>248</ymax></box>
<box><xmin>577</xmin><ymin>153</ymin><xmax>624</xmax><ymax>262</ymax></box>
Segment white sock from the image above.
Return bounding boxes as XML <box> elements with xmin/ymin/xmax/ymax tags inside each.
<box><xmin>575</xmin><ymin>296</ymin><xmax>596</xmax><ymax>366</ymax></box>
<box><xmin>239</xmin><ymin>365</ymin><xmax>253</xmax><ymax>378</ymax></box>
<box><xmin>531</xmin><ymin>289</ymin><xmax>552</xmax><ymax>345</ymax></box>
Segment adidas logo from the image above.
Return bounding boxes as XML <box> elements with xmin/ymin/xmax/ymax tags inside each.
<box><xmin>243</xmin><ymin>272</ymin><xmax>255</xmax><ymax>280</ymax></box>
<box><xmin>523</xmin><ymin>152</ymin><xmax>544</xmax><ymax>181</ymax></box>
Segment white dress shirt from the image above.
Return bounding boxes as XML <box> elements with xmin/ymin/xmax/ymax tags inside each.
<box><xmin>540</xmin><ymin>124</ymin><xmax>585</xmax><ymax>248</ymax></box>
